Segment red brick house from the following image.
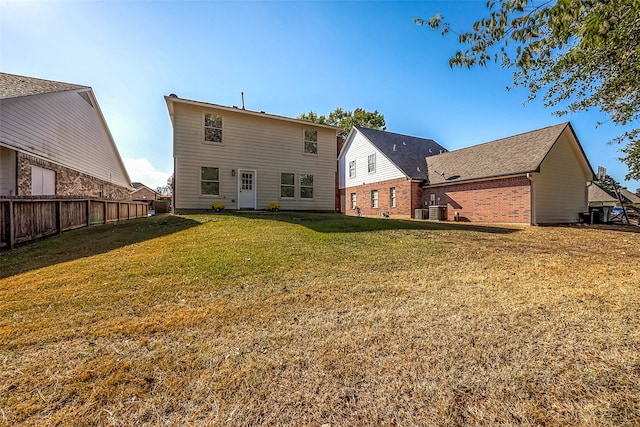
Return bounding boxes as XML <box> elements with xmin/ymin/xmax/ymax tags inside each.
<box><xmin>424</xmin><ymin>123</ymin><xmax>595</xmax><ymax>224</ymax></box>
<box><xmin>338</xmin><ymin>126</ymin><xmax>447</xmax><ymax>217</ymax></box>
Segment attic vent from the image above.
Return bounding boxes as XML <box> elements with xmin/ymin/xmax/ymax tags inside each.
<box><xmin>429</xmin><ymin>148</ymin><xmax>433</xmax><ymax>153</ymax></box>
<box><xmin>393</xmin><ymin>144</ymin><xmax>396</xmax><ymax>151</ymax></box>
<box><xmin>78</xmin><ymin>91</ymin><xmax>94</xmax><ymax>108</ymax></box>
<box><xmin>417</xmin><ymin>167</ymin><xmax>421</xmax><ymax>172</ymax></box>
<box><xmin>168</xmin><ymin>93</ymin><xmax>178</xmax><ymax>98</ymax></box>
<box><xmin>402</xmin><ymin>141</ymin><xmax>406</xmax><ymax>145</ymax></box>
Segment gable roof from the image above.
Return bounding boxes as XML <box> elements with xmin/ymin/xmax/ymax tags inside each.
<box><xmin>0</xmin><ymin>72</ymin><xmax>88</xmax><ymax>99</ymax></box>
<box><xmin>619</xmin><ymin>188</ymin><xmax>640</xmax><ymax>204</ymax></box>
<box><xmin>426</xmin><ymin>122</ymin><xmax>593</xmax><ymax>185</ymax></box>
<box><xmin>589</xmin><ymin>183</ymin><xmax>618</xmax><ymax>203</ymax></box>
<box><xmin>165</xmin><ymin>95</ymin><xmax>341</xmax><ymax>131</ymax></box>
<box><xmin>132</xmin><ymin>182</ymin><xmax>157</xmax><ymax>193</ymax></box>
<box><xmin>354</xmin><ymin>126</ymin><xmax>447</xmax><ymax>180</ymax></box>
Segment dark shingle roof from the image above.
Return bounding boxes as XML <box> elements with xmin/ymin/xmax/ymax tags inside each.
<box><xmin>356</xmin><ymin>126</ymin><xmax>447</xmax><ymax>180</ymax></box>
<box><xmin>426</xmin><ymin>123</ymin><xmax>571</xmax><ymax>185</ymax></box>
<box><xmin>0</xmin><ymin>72</ymin><xmax>88</xmax><ymax>100</ymax></box>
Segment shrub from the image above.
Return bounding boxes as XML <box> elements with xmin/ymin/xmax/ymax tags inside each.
<box><xmin>211</xmin><ymin>202</ymin><xmax>225</xmax><ymax>212</ymax></box>
<box><xmin>268</xmin><ymin>203</ymin><xmax>280</xmax><ymax>211</ymax></box>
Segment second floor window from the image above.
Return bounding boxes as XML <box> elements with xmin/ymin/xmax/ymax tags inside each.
<box><xmin>204</xmin><ymin>113</ymin><xmax>222</xmax><ymax>143</ymax></box>
<box><xmin>349</xmin><ymin>160</ymin><xmax>356</xmax><ymax>178</ymax></box>
<box><xmin>368</xmin><ymin>153</ymin><xmax>376</xmax><ymax>173</ymax></box>
<box><xmin>304</xmin><ymin>129</ymin><xmax>318</xmax><ymax>155</ymax></box>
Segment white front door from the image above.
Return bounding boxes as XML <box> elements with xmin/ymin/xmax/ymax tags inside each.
<box><xmin>238</xmin><ymin>170</ymin><xmax>256</xmax><ymax>209</ymax></box>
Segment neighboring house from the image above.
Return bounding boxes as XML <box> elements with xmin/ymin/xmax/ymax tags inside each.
<box><xmin>618</xmin><ymin>188</ymin><xmax>640</xmax><ymax>205</ymax></box>
<box><xmin>132</xmin><ymin>182</ymin><xmax>158</xmax><ymax>203</ymax></box>
<box><xmin>165</xmin><ymin>95</ymin><xmax>340</xmax><ymax>213</ymax></box>
<box><xmin>424</xmin><ymin>122</ymin><xmax>595</xmax><ymax>224</ymax></box>
<box><xmin>0</xmin><ymin>73</ymin><xmax>132</xmax><ymax>199</ymax></box>
<box><xmin>338</xmin><ymin>126</ymin><xmax>447</xmax><ymax>217</ymax></box>
<box><xmin>588</xmin><ymin>183</ymin><xmax>618</xmax><ymax>223</ymax></box>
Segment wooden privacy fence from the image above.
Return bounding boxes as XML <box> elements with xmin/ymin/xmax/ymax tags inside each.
<box><xmin>0</xmin><ymin>198</ymin><xmax>148</xmax><ymax>250</ymax></box>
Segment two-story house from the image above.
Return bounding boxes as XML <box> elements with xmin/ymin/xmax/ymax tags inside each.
<box><xmin>165</xmin><ymin>95</ymin><xmax>340</xmax><ymax>213</ymax></box>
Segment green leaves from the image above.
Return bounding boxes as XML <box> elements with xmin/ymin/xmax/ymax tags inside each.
<box><xmin>416</xmin><ymin>0</ymin><xmax>640</xmax><ymax>180</ymax></box>
<box><xmin>298</xmin><ymin>107</ymin><xmax>386</xmax><ymax>137</ymax></box>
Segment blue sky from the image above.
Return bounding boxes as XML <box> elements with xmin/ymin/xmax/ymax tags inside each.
<box><xmin>1</xmin><ymin>0</ymin><xmax>638</xmax><ymax>192</ymax></box>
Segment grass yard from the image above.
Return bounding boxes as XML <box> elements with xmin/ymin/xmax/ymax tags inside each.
<box><xmin>1</xmin><ymin>213</ymin><xmax>639</xmax><ymax>426</ymax></box>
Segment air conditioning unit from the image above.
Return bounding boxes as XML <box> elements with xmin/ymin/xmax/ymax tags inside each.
<box><xmin>429</xmin><ymin>205</ymin><xmax>448</xmax><ymax>221</ymax></box>
<box><xmin>414</xmin><ymin>209</ymin><xmax>429</xmax><ymax>220</ymax></box>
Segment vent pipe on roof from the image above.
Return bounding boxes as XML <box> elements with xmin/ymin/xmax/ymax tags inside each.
<box><xmin>241</xmin><ymin>92</ymin><xmax>245</xmax><ymax>110</ymax></box>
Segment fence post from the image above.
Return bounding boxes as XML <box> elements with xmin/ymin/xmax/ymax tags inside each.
<box><xmin>86</xmin><ymin>200</ymin><xmax>91</xmax><ymax>226</ymax></box>
<box><xmin>56</xmin><ymin>200</ymin><xmax>62</xmax><ymax>234</ymax></box>
<box><xmin>9</xmin><ymin>200</ymin><xmax>15</xmax><ymax>249</ymax></box>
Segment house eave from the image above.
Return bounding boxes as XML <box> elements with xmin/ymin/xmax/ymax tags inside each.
<box><xmin>164</xmin><ymin>96</ymin><xmax>341</xmax><ymax>132</ymax></box>
<box><xmin>424</xmin><ymin>172</ymin><xmax>532</xmax><ymax>188</ymax></box>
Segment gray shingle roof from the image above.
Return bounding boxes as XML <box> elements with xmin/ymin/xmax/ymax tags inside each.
<box><xmin>356</xmin><ymin>126</ymin><xmax>447</xmax><ymax>180</ymax></box>
<box><xmin>426</xmin><ymin>123</ymin><xmax>571</xmax><ymax>185</ymax></box>
<box><xmin>619</xmin><ymin>188</ymin><xmax>640</xmax><ymax>204</ymax></box>
<box><xmin>589</xmin><ymin>183</ymin><xmax>617</xmax><ymax>203</ymax></box>
<box><xmin>0</xmin><ymin>72</ymin><xmax>88</xmax><ymax>100</ymax></box>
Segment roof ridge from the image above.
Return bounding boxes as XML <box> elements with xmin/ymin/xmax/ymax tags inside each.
<box><xmin>435</xmin><ymin>122</ymin><xmax>569</xmax><ymax>156</ymax></box>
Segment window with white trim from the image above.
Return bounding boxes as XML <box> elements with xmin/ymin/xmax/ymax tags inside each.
<box><xmin>371</xmin><ymin>190</ymin><xmax>378</xmax><ymax>208</ymax></box>
<box><xmin>300</xmin><ymin>174</ymin><xmax>314</xmax><ymax>198</ymax></box>
<box><xmin>348</xmin><ymin>160</ymin><xmax>356</xmax><ymax>178</ymax></box>
<box><xmin>204</xmin><ymin>113</ymin><xmax>223</xmax><ymax>143</ymax></box>
<box><xmin>350</xmin><ymin>193</ymin><xmax>357</xmax><ymax>210</ymax></box>
<box><xmin>31</xmin><ymin>166</ymin><xmax>55</xmax><ymax>195</ymax></box>
<box><xmin>390</xmin><ymin>187</ymin><xmax>396</xmax><ymax>208</ymax></box>
<box><xmin>280</xmin><ymin>173</ymin><xmax>295</xmax><ymax>198</ymax></box>
<box><xmin>201</xmin><ymin>167</ymin><xmax>220</xmax><ymax>195</ymax></box>
<box><xmin>368</xmin><ymin>153</ymin><xmax>376</xmax><ymax>173</ymax></box>
<box><xmin>304</xmin><ymin>129</ymin><xmax>318</xmax><ymax>155</ymax></box>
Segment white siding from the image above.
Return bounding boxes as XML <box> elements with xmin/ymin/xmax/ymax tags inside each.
<box><xmin>172</xmin><ymin>102</ymin><xmax>336</xmax><ymax>211</ymax></box>
<box><xmin>0</xmin><ymin>90</ymin><xmax>130</xmax><ymax>188</ymax></box>
<box><xmin>0</xmin><ymin>146</ymin><xmax>16</xmax><ymax>195</ymax></box>
<box><xmin>534</xmin><ymin>131</ymin><xmax>591</xmax><ymax>224</ymax></box>
<box><xmin>341</xmin><ymin>130</ymin><xmax>405</xmax><ymax>189</ymax></box>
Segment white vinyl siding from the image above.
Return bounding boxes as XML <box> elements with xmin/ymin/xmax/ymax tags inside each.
<box><xmin>340</xmin><ymin>130</ymin><xmax>404</xmax><ymax>188</ymax></box>
<box><xmin>534</xmin><ymin>132</ymin><xmax>591</xmax><ymax>224</ymax></box>
<box><xmin>0</xmin><ymin>147</ymin><xmax>16</xmax><ymax>196</ymax></box>
<box><xmin>0</xmin><ymin>90</ymin><xmax>130</xmax><ymax>188</ymax></box>
<box><xmin>171</xmin><ymin>102</ymin><xmax>336</xmax><ymax>211</ymax></box>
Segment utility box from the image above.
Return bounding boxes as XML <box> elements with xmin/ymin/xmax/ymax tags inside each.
<box><xmin>429</xmin><ymin>205</ymin><xmax>448</xmax><ymax>221</ymax></box>
<box><xmin>414</xmin><ymin>209</ymin><xmax>429</xmax><ymax>220</ymax></box>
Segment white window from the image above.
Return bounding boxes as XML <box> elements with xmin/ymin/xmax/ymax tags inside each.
<box><xmin>300</xmin><ymin>174</ymin><xmax>314</xmax><ymax>198</ymax></box>
<box><xmin>31</xmin><ymin>165</ymin><xmax>55</xmax><ymax>195</ymax></box>
<box><xmin>280</xmin><ymin>173</ymin><xmax>295</xmax><ymax>198</ymax></box>
<box><xmin>371</xmin><ymin>190</ymin><xmax>378</xmax><ymax>208</ymax></box>
<box><xmin>390</xmin><ymin>187</ymin><xmax>396</xmax><ymax>208</ymax></box>
<box><xmin>349</xmin><ymin>160</ymin><xmax>356</xmax><ymax>178</ymax></box>
<box><xmin>368</xmin><ymin>153</ymin><xmax>376</xmax><ymax>174</ymax></box>
<box><xmin>201</xmin><ymin>167</ymin><xmax>220</xmax><ymax>195</ymax></box>
<box><xmin>204</xmin><ymin>113</ymin><xmax>223</xmax><ymax>143</ymax></box>
<box><xmin>350</xmin><ymin>193</ymin><xmax>356</xmax><ymax>210</ymax></box>
<box><xmin>304</xmin><ymin>129</ymin><xmax>318</xmax><ymax>155</ymax></box>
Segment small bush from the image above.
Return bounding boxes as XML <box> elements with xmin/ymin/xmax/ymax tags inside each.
<box><xmin>268</xmin><ymin>203</ymin><xmax>280</xmax><ymax>211</ymax></box>
<box><xmin>211</xmin><ymin>202</ymin><xmax>225</xmax><ymax>212</ymax></box>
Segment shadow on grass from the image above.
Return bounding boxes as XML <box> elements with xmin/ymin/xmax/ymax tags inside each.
<box><xmin>229</xmin><ymin>211</ymin><xmax>521</xmax><ymax>235</ymax></box>
<box><xmin>0</xmin><ymin>214</ymin><xmax>201</xmax><ymax>279</ymax></box>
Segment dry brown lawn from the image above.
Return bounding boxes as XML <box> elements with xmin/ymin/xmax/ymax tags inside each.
<box><xmin>1</xmin><ymin>213</ymin><xmax>639</xmax><ymax>426</ymax></box>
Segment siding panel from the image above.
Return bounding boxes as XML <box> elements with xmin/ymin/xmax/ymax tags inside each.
<box><xmin>342</xmin><ymin>131</ymin><xmax>405</xmax><ymax>188</ymax></box>
<box><xmin>0</xmin><ymin>90</ymin><xmax>130</xmax><ymax>188</ymax></box>
<box><xmin>535</xmin><ymin>132</ymin><xmax>590</xmax><ymax>224</ymax></box>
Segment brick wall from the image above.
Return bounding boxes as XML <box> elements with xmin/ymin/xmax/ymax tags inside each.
<box><xmin>132</xmin><ymin>187</ymin><xmax>157</xmax><ymax>202</ymax></box>
<box><xmin>17</xmin><ymin>153</ymin><xmax>132</xmax><ymax>201</ymax></box>
<box><xmin>344</xmin><ymin>177</ymin><xmax>420</xmax><ymax>217</ymax></box>
<box><xmin>423</xmin><ymin>176</ymin><xmax>532</xmax><ymax>223</ymax></box>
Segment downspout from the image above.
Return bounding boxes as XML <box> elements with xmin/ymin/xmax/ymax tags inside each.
<box><xmin>527</xmin><ymin>173</ymin><xmax>537</xmax><ymax>225</ymax></box>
